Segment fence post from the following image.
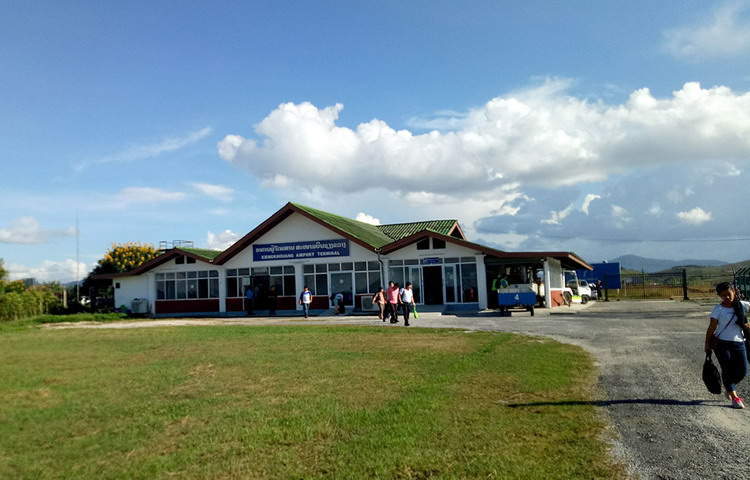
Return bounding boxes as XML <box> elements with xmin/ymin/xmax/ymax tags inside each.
<box><xmin>682</xmin><ymin>269</ymin><xmax>689</xmax><ymax>301</ymax></box>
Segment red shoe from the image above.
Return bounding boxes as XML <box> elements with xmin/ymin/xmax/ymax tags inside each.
<box><xmin>731</xmin><ymin>396</ymin><xmax>745</xmax><ymax>409</ymax></box>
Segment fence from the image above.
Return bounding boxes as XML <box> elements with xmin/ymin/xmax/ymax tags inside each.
<box><xmin>601</xmin><ymin>270</ymin><xmax>738</xmax><ymax>301</ymax></box>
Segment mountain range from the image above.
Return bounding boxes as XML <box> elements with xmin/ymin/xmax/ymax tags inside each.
<box><xmin>607</xmin><ymin>255</ymin><xmax>727</xmax><ymax>273</ymax></box>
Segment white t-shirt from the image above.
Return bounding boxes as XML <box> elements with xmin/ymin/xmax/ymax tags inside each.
<box><xmin>401</xmin><ymin>288</ymin><xmax>414</xmax><ymax>303</ymax></box>
<box><xmin>710</xmin><ymin>301</ymin><xmax>749</xmax><ymax>343</ymax></box>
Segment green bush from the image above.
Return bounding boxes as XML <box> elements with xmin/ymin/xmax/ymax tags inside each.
<box><xmin>0</xmin><ymin>286</ymin><xmax>61</xmax><ymax>322</ymax></box>
<box><xmin>33</xmin><ymin>313</ymin><xmax>127</xmax><ymax>324</ymax></box>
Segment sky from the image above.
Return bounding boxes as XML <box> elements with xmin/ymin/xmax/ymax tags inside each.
<box><xmin>2</xmin><ymin>0</ymin><xmax>750</xmax><ymax>282</ymax></box>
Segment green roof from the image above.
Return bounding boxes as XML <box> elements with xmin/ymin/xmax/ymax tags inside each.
<box><xmin>292</xmin><ymin>203</ymin><xmax>395</xmax><ymax>248</ymax></box>
<box><xmin>377</xmin><ymin>220</ymin><xmax>457</xmax><ymax>241</ymax></box>
<box><xmin>180</xmin><ymin>247</ymin><xmax>223</xmax><ymax>260</ymax></box>
<box><xmin>292</xmin><ymin>203</ymin><xmax>458</xmax><ymax>249</ymax></box>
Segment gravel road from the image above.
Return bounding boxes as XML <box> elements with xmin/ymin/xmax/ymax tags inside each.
<box><xmin>47</xmin><ymin>300</ymin><xmax>749</xmax><ymax>479</ymax></box>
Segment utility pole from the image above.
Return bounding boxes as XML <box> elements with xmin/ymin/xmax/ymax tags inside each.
<box><xmin>76</xmin><ymin>212</ymin><xmax>80</xmax><ymax>303</ymax></box>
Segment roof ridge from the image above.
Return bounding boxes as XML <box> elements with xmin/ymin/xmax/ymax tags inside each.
<box><xmin>377</xmin><ymin>219</ymin><xmax>457</xmax><ymax>227</ymax></box>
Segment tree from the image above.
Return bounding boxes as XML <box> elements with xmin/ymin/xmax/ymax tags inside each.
<box><xmin>82</xmin><ymin>243</ymin><xmax>159</xmax><ymax>307</ymax></box>
<box><xmin>0</xmin><ymin>258</ymin><xmax>7</xmax><ymax>281</ymax></box>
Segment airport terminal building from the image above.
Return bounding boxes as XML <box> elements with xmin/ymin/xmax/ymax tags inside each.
<box><xmin>107</xmin><ymin>202</ymin><xmax>591</xmax><ymax>315</ymax></box>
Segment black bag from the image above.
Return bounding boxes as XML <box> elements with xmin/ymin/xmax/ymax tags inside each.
<box><xmin>702</xmin><ymin>353</ymin><xmax>722</xmax><ymax>395</ymax></box>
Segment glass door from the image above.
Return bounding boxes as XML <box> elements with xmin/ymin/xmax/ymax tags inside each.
<box><xmin>444</xmin><ymin>265</ymin><xmax>458</xmax><ymax>303</ymax></box>
<box><xmin>330</xmin><ymin>272</ymin><xmax>353</xmax><ymax>306</ymax></box>
<box><xmin>408</xmin><ymin>267</ymin><xmax>422</xmax><ymax>304</ymax></box>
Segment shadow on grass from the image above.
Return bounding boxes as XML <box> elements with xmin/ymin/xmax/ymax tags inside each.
<box><xmin>507</xmin><ymin>398</ymin><xmax>725</xmax><ymax>408</ymax></box>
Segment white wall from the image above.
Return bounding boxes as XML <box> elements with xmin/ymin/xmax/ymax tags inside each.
<box><xmin>113</xmin><ymin>276</ymin><xmax>150</xmax><ymax>311</ymax></box>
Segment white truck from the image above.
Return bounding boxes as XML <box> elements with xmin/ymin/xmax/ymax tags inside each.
<box><xmin>563</xmin><ymin>271</ymin><xmax>593</xmax><ymax>304</ymax></box>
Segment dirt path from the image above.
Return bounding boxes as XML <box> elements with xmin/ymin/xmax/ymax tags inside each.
<box><xmin>46</xmin><ymin>301</ymin><xmax>748</xmax><ymax>479</ymax></box>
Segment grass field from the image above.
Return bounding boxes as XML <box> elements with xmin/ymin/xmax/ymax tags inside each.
<box><xmin>0</xmin><ymin>325</ymin><xmax>625</xmax><ymax>479</ymax></box>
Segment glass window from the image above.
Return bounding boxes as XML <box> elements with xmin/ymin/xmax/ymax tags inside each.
<box><xmin>157</xmin><ymin>281</ymin><xmax>165</xmax><ymax>299</ymax></box>
<box><xmin>341</xmin><ymin>262</ymin><xmax>353</xmax><ymax>271</ymax></box>
<box><xmin>227</xmin><ymin>277</ymin><xmax>238</xmax><ymax>298</ymax></box>
<box><xmin>368</xmin><ymin>271</ymin><xmax>382</xmax><ymax>293</ymax></box>
<box><xmin>238</xmin><ymin>268</ymin><xmax>250</xmax><ymax>276</ymax></box>
<box><xmin>315</xmin><ymin>274</ymin><xmax>328</xmax><ymax>296</ymax></box>
<box><xmin>416</xmin><ymin>238</ymin><xmax>430</xmax><ymax>250</ymax></box>
<box><xmin>198</xmin><ymin>271</ymin><xmax>208</xmax><ymax>278</ymax></box>
<box><xmin>355</xmin><ymin>272</ymin><xmax>368</xmax><ymax>294</ymax></box>
<box><xmin>209</xmin><ymin>279</ymin><xmax>219</xmax><ymax>298</ymax></box>
<box><xmin>389</xmin><ymin>260</ymin><xmax>403</xmax><ymax>266</ymax></box>
<box><xmin>166</xmin><ymin>272</ymin><xmax>175</xmax><ymax>280</ymax></box>
<box><xmin>209</xmin><ymin>270</ymin><xmax>218</xmax><ymax>277</ymax></box>
<box><xmin>368</xmin><ymin>261</ymin><xmax>380</xmax><ymax>271</ymax></box>
<box><xmin>187</xmin><ymin>271</ymin><xmax>197</xmax><ymax>279</ymax></box>
<box><xmin>328</xmin><ymin>263</ymin><xmax>340</xmax><ymax>272</ymax></box>
<box><xmin>303</xmin><ymin>274</ymin><xmax>314</xmax><ymax>292</ymax></box>
<box><xmin>404</xmin><ymin>259</ymin><xmax>419</xmax><ymax>265</ymax></box>
<box><xmin>187</xmin><ymin>279</ymin><xmax>198</xmax><ymax>299</ymax></box>
<box><xmin>270</xmin><ymin>266</ymin><xmax>283</xmax><ymax>275</ymax></box>
<box><xmin>354</xmin><ymin>262</ymin><xmax>367</xmax><ymax>271</ymax></box>
<box><xmin>175</xmin><ymin>256</ymin><xmax>184</xmax><ymax>264</ymax></box>
<box><xmin>166</xmin><ymin>280</ymin><xmax>176</xmax><ymax>300</ymax></box>
<box><xmin>303</xmin><ymin>264</ymin><xmax>314</xmax><ymax>274</ymax></box>
<box><xmin>270</xmin><ymin>275</ymin><xmax>283</xmax><ymax>293</ymax></box>
<box><xmin>432</xmin><ymin>238</ymin><xmax>446</xmax><ymax>249</ymax></box>
<box><xmin>283</xmin><ymin>266</ymin><xmax>295</xmax><ymax>274</ymax></box>
<box><xmin>461</xmin><ymin>263</ymin><xmax>478</xmax><ymax>303</ymax></box>
<box><xmin>389</xmin><ymin>267</ymin><xmax>404</xmax><ymax>286</ymax></box>
<box><xmin>461</xmin><ymin>257</ymin><xmax>476</xmax><ymax>263</ymax></box>
<box><xmin>251</xmin><ymin>267</ymin><xmax>268</xmax><ymax>274</ymax></box>
<box><xmin>186</xmin><ymin>257</ymin><xmax>196</xmax><ymax>264</ymax></box>
<box><xmin>198</xmin><ymin>279</ymin><xmax>208</xmax><ymax>298</ymax></box>
<box><xmin>444</xmin><ymin>257</ymin><xmax>460</xmax><ymax>264</ymax></box>
<box><xmin>176</xmin><ymin>280</ymin><xmax>187</xmax><ymax>299</ymax></box>
<box><xmin>284</xmin><ymin>275</ymin><xmax>296</xmax><ymax>297</ymax></box>
<box><xmin>227</xmin><ymin>269</ymin><xmax>237</xmax><ymax>276</ymax></box>
<box><xmin>315</xmin><ymin>264</ymin><xmax>327</xmax><ymax>273</ymax></box>
<box><xmin>176</xmin><ymin>272</ymin><xmax>186</xmax><ymax>279</ymax></box>
<box><xmin>156</xmin><ymin>273</ymin><xmax>165</xmax><ymax>280</ymax></box>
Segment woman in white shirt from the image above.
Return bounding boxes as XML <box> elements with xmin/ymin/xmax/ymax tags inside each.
<box><xmin>400</xmin><ymin>282</ymin><xmax>415</xmax><ymax>327</ymax></box>
<box><xmin>704</xmin><ymin>282</ymin><xmax>749</xmax><ymax>409</ymax></box>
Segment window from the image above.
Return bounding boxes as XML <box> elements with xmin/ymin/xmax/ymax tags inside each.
<box><xmin>175</xmin><ymin>256</ymin><xmax>184</xmax><ymax>264</ymax></box>
<box><xmin>157</xmin><ymin>270</ymin><xmax>219</xmax><ymax>300</ymax></box>
<box><xmin>432</xmin><ymin>238</ymin><xmax>446</xmax><ymax>249</ymax></box>
<box><xmin>460</xmin><ymin>263</ymin><xmax>478</xmax><ymax>303</ymax></box>
<box><xmin>267</xmin><ymin>265</ymin><xmax>296</xmax><ymax>296</ymax></box>
<box><xmin>186</xmin><ymin>257</ymin><xmax>196</xmax><ymax>264</ymax></box>
<box><xmin>115</xmin><ymin>282</ymin><xmax>120</xmax><ymax>289</ymax></box>
<box><xmin>416</xmin><ymin>238</ymin><xmax>430</xmax><ymax>250</ymax></box>
<box><xmin>227</xmin><ymin>266</ymin><xmax>295</xmax><ymax>296</ymax></box>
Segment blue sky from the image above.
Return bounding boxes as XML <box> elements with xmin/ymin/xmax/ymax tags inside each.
<box><xmin>2</xmin><ymin>0</ymin><xmax>750</xmax><ymax>281</ymax></box>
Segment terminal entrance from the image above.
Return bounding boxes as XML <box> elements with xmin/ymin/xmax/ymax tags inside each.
<box><xmin>422</xmin><ymin>266</ymin><xmax>444</xmax><ymax>305</ymax></box>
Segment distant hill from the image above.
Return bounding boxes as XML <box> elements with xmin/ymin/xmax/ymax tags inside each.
<box><xmin>609</xmin><ymin>255</ymin><xmax>727</xmax><ymax>273</ymax></box>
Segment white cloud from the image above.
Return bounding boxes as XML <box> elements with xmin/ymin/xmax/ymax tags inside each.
<box><xmin>648</xmin><ymin>203</ymin><xmax>663</xmax><ymax>216</ymax></box>
<box><xmin>111</xmin><ymin>187</ymin><xmax>186</xmax><ymax>206</ymax></box>
<box><xmin>190</xmin><ymin>182</ymin><xmax>234</xmax><ymax>202</ymax></box>
<box><xmin>581</xmin><ymin>194</ymin><xmax>601</xmax><ymax>214</ymax></box>
<box><xmin>75</xmin><ymin>127</ymin><xmax>212</xmax><ymax>172</ymax></box>
<box><xmin>206</xmin><ymin>230</ymin><xmax>240</xmax><ymax>250</ymax></box>
<box><xmin>0</xmin><ymin>217</ymin><xmax>75</xmax><ymax>244</ymax></box>
<box><xmin>218</xmin><ymin>81</ymin><xmax>750</xmax><ymax>200</ymax></box>
<box><xmin>677</xmin><ymin>207</ymin><xmax>713</xmax><ymax>225</ymax></box>
<box><xmin>355</xmin><ymin>212</ymin><xmax>381</xmax><ymax>225</ymax></box>
<box><xmin>541</xmin><ymin>203</ymin><xmax>575</xmax><ymax>225</ymax></box>
<box><xmin>663</xmin><ymin>1</ymin><xmax>750</xmax><ymax>61</ymax></box>
<box><xmin>7</xmin><ymin>259</ymin><xmax>87</xmax><ymax>283</ymax></box>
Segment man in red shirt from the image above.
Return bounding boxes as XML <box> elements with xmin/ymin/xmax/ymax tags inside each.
<box><xmin>386</xmin><ymin>281</ymin><xmax>401</xmax><ymax>324</ymax></box>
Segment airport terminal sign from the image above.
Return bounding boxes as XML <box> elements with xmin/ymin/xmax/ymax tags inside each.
<box><xmin>253</xmin><ymin>239</ymin><xmax>350</xmax><ymax>262</ymax></box>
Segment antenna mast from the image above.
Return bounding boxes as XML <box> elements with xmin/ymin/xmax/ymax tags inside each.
<box><xmin>76</xmin><ymin>212</ymin><xmax>80</xmax><ymax>303</ymax></box>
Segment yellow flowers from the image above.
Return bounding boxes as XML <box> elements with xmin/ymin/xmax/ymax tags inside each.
<box><xmin>98</xmin><ymin>242</ymin><xmax>158</xmax><ymax>273</ymax></box>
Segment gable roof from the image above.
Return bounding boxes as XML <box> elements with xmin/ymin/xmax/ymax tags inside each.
<box><xmin>377</xmin><ymin>220</ymin><xmax>461</xmax><ymax>241</ymax></box>
<box><xmin>94</xmin><ymin>247</ymin><xmax>218</xmax><ymax>278</ymax></box>
<box><xmin>292</xmin><ymin>203</ymin><xmax>394</xmax><ymax>248</ymax></box>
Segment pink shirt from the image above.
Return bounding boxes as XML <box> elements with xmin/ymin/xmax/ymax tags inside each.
<box><xmin>387</xmin><ymin>286</ymin><xmax>400</xmax><ymax>304</ymax></box>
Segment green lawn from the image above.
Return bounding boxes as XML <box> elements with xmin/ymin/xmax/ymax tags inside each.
<box><xmin>0</xmin><ymin>325</ymin><xmax>625</xmax><ymax>479</ymax></box>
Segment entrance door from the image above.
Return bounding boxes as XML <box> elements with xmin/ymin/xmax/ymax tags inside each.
<box><xmin>422</xmin><ymin>266</ymin><xmax>444</xmax><ymax>305</ymax></box>
<box><xmin>252</xmin><ymin>275</ymin><xmax>270</xmax><ymax>309</ymax></box>
<box><xmin>444</xmin><ymin>265</ymin><xmax>458</xmax><ymax>303</ymax></box>
<box><xmin>330</xmin><ymin>272</ymin><xmax>353</xmax><ymax>306</ymax></box>
<box><xmin>409</xmin><ymin>267</ymin><xmax>422</xmax><ymax>304</ymax></box>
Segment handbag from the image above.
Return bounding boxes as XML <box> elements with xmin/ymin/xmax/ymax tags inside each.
<box><xmin>702</xmin><ymin>353</ymin><xmax>723</xmax><ymax>395</ymax></box>
<box><xmin>412</xmin><ymin>305</ymin><xmax>419</xmax><ymax>320</ymax></box>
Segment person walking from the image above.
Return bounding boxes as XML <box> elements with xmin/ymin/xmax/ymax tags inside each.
<box><xmin>400</xmin><ymin>282</ymin><xmax>416</xmax><ymax>327</ymax></box>
<box><xmin>386</xmin><ymin>281</ymin><xmax>400</xmax><ymax>324</ymax></box>
<box><xmin>705</xmin><ymin>282</ymin><xmax>749</xmax><ymax>409</ymax></box>
<box><xmin>372</xmin><ymin>287</ymin><xmax>386</xmax><ymax>321</ymax></box>
<box><xmin>299</xmin><ymin>286</ymin><xmax>312</xmax><ymax>318</ymax></box>
<box><xmin>244</xmin><ymin>285</ymin><xmax>255</xmax><ymax>316</ymax></box>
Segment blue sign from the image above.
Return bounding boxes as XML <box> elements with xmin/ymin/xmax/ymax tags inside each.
<box><xmin>576</xmin><ymin>262</ymin><xmax>622</xmax><ymax>289</ymax></box>
<box><xmin>420</xmin><ymin>257</ymin><xmax>442</xmax><ymax>265</ymax></box>
<box><xmin>253</xmin><ymin>239</ymin><xmax>350</xmax><ymax>262</ymax></box>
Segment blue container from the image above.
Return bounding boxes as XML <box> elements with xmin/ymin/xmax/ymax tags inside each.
<box><xmin>498</xmin><ymin>292</ymin><xmax>537</xmax><ymax>307</ymax></box>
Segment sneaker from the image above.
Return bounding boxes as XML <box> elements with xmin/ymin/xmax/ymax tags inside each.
<box><xmin>732</xmin><ymin>396</ymin><xmax>745</xmax><ymax>409</ymax></box>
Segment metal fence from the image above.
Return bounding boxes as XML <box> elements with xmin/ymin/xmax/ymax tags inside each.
<box><xmin>600</xmin><ymin>270</ymin><xmax>739</xmax><ymax>301</ymax></box>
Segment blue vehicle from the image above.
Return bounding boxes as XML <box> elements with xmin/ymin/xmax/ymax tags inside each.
<box><xmin>498</xmin><ymin>287</ymin><xmax>536</xmax><ymax>316</ymax></box>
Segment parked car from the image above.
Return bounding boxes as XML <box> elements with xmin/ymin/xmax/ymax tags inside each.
<box><xmin>588</xmin><ymin>282</ymin><xmax>599</xmax><ymax>299</ymax></box>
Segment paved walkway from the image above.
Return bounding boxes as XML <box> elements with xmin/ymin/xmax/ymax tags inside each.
<box><xmin>47</xmin><ymin>301</ymin><xmax>748</xmax><ymax>480</ymax></box>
